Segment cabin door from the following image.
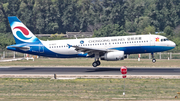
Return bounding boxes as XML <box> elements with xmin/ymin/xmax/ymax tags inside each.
<box><xmin>39</xmin><ymin>44</ymin><xmax>44</xmax><ymax>53</ymax></box>
<box><xmin>150</xmin><ymin>36</ymin><xmax>155</xmax><ymax>46</ymax></box>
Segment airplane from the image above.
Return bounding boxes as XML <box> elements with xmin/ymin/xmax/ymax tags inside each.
<box><xmin>6</xmin><ymin>16</ymin><xmax>176</xmax><ymax>67</ymax></box>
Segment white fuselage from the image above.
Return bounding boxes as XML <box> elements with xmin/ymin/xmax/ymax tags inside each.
<box><xmin>41</xmin><ymin>34</ymin><xmax>175</xmax><ymax>56</ymax></box>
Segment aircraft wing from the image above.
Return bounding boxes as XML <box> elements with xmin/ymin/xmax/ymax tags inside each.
<box><xmin>67</xmin><ymin>44</ymin><xmax>113</xmax><ymax>56</ymax></box>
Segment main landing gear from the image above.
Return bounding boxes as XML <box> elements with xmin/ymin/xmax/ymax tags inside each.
<box><xmin>92</xmin><ymin>60</ymin><xmax>101</xmax><ymax>67</ymax></box>
<box><xmin>151</xmin><ymin>53</ymin><xmax>156</xmax><ymax>63</ymax></box>
<box><xmin>92</xmin><ymin>53</ymin><xmax>101</xmax><ymax>67</ymax></box>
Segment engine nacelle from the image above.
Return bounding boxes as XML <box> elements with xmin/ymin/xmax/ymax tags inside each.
<box><xmin>101</xmin><ymin>51</ymin><xmax>124</xmax><ymax>61</ymax></box>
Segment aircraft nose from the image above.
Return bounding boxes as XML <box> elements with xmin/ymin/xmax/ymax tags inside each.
<box><xmin>171</xmin><ymin>41</ymin><xmax>176</xmax><ymax>48</ymax></box>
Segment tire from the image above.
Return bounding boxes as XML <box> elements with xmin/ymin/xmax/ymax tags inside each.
<box><xmin>96</xmin><ymin>61</ymin><xmax>101</xmax><ymax>66</ymax></box>
<box><xmin>92</xmin><ymin>62</ymin><xmax>97</xmax><ymax>67</ymax></box>
<box><xmin>152</xmin><ymin>59</ymin><xmax>156</xmax><ymax>63</ymax></box>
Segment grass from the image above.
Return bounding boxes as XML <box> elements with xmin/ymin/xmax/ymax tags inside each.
<box><xmin>0</xmin><ymin>78</ymin><xmax>179</xmax><ymax>101</ymax></box>
<box><xmin>0</xmin><ymin>58</ymin><xmax>180</xmax><ymax>67</ymax></box>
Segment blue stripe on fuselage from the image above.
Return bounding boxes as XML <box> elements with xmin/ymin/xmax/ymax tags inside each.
<box><xmin>111</xmin><ymin>46</ymin><xmax>175</xmax><ymax>54</ymax></box>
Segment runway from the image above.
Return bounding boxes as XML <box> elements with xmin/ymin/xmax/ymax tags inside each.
<box><xmin>0</xmin><ymin>67</ymin><xmax>180</xmax><ymax>75</ymax></box>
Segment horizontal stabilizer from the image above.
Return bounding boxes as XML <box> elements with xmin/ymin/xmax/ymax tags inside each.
<box><xmin>7</xmin><ymin>46</ymin><xmax>30</xmax><ymax>51</ymax></box>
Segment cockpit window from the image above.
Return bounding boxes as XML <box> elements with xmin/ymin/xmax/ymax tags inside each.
<box><xmin>161</xmin><ymin>38</ymin><xmax>169</xmax><ymax>42</ymax></box>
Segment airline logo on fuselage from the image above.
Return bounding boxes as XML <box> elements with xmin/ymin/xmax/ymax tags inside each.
<box><xmin>156</xmin><ymin>37</ymin><xmax>160</xmax><ymax>42</ymax></box>
<box><xmin>80</xmin><ymin>40</ymin><xmax>84</xmax><ymax>44</ymax></box>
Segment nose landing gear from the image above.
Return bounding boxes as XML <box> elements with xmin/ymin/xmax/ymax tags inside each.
<box><xmin>152</xmin><ymin>58</ymin><xmax>156</xmax><ymax>63</ymax></box>
<box><xmin>151</xmin><ymin>53</ymin><xmax>156</xmax><ymax>63</ymax></box>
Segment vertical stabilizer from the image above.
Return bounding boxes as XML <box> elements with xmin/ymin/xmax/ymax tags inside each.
<box><xmin>8</xmin><ymin>16</ymin><xmax>40</xmax><ymax>44</ymax></box>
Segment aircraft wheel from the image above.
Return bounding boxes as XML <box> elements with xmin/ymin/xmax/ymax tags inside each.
<box><xmin>96</xmin><ymin>60</ymin><xmax>101</xmax><ymax>66</ymax></box>
<box><xmin>92</xmin><ymin>62</ymin><xmax>97</xmax><ymax>67</ymax></box>
<box><xmin>152</xmin><ymin>59</ymin><xmax>156</xmax><ymax>63</ymax></box>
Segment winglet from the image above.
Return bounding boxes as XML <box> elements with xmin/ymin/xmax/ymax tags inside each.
<box><xmin>67</xmin><ymin>44</ymin><xmax>72</xmax><ymax>48</ymax></box>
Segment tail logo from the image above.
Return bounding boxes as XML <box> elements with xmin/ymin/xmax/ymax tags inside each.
<box><xmin>13</xmin><ymin>26</ymin><xmax>32</xmax><ymax>40</ymax></box>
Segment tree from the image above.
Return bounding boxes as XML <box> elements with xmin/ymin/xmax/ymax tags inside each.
<box><xmin>93</xmin><ymin>24</ymin><xmax>127</xmax><ymax>37</ymax></box>
<box><xmin>86</xmin><ymin>0</ymin><xmax>104</xmax><ymax>32</ymax></box>
<box><xmin>148</xmin><ymin>0</ymin><xmax>180</xmax><ymax>31</ymax></box>
<box><xmin>172</xmin><ymin>37</ymin><xmax>180</xmax><ymax>52</ymax></box>
<box><xmin>0</xmin><ymin>2</ymin><xmax>10</xmax><ymax>33</ymax></box>
<box><xmin>17</xmin><ymin>0</ymin><xmax>36</xmax><ymax>33</ymax></box>
<box><xmin>164</xmin><ymin>26</ymin><xmax>174</xmax><ymax>39</ymax></box>
<box><xmin>0</xmin><ymin>33</ymin><xmax>15</xmax><ymax>50</ymax></box>
<box><xmin>143</xmin><ymin>25</ymin><xmax>155</xmax><ymax>34</ymax></box>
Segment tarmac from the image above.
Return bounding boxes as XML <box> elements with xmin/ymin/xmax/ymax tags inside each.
<box><xmin>0</xmin><ymin>58</ymin><xmax>180</xmax><ymax>79</ymax></box>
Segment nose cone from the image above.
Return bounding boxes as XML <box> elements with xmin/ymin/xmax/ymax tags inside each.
<box><xmin>170</xmin><ymin>41</ymin><xmax>176</xmax><ymax>48</ymax></box>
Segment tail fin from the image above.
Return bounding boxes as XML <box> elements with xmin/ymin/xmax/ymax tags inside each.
<box><xmin>8</xmin><ymin>16</ymin><xmax>40</xmax><ymax>44</ymax></box>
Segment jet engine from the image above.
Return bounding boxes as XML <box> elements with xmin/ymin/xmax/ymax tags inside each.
<box><xmin>101</xmin><ymin>51</ymin><xmax>124</xmax><ymax>61</ymax></box>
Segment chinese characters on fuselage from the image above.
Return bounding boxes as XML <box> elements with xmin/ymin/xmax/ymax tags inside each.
<box><xmin>88</xmin><ymin>37</ymin><xmax>142</xmax><ymax>43</ymax></box>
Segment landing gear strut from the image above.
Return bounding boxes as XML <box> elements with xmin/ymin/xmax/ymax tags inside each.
<box><xmin>92</xmin><ymin>53</ymin><xmax>101</xmax><ymax>67</ymax></box>
<box><xmin>151</xmin><ymin>53</ymin><xmax>156</xmax><ymax>63</ymax></box>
